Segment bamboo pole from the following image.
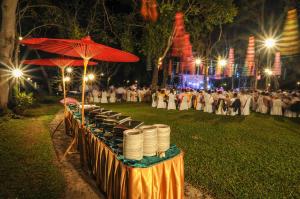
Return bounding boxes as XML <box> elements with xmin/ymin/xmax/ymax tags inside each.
<box><xmin>81</xmin><ymin>59</ymin><xmax>89</xmax><ymax>127</ymax></box>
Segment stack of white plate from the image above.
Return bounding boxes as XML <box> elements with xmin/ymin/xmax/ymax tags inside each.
<box><xmin>153</xmin><ymin>124</ymin><xmax>170</xmax><ymax>152</ymax></box>
<box><xmin>139</xmin><ymin>125</ymin><xmax>158</xmax><ymax>156</ymax></box>
<box><xmin>123</xmin><ymin>129</ymin><xmax>143</xmax><ymax>160</ymax></box>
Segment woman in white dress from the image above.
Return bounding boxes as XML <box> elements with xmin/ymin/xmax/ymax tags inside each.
<box><xmin>270</xmin><ymin>95</ymin><xmax>282</xmax><ymax>116</ymax></box>
<box><xmin>157</xmin><ymin>90</ymin><xmax>166</xmax><ymax>109</ymax></box>
<box><xmin>100</xmin><ymin>90</ymin><xmax>108</xmax><ymax>103</ymax></box>
<box><xmin>179</xmin><ymin>92</ymin><xmax>188</xmax><ymax>111</ymax></box>
<box><xmin>109</xmin><ymin>90</ymin><xmax>116</xmax><ymax>103</ymax></box>
<box><xmin>167</xmin><ymin>90</ymin><xmax>176</xmax><ymax>110</ymax></box>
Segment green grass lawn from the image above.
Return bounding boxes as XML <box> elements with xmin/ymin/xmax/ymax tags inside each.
<box><xmin>0</xmin><ymin>103</ymin><xmax>65</xmax><ymax>199</ymax></box>
<box><xmin>101</xmin><ymin>103</ymin><xmax>300</xmax><ymax>199</ymax></box>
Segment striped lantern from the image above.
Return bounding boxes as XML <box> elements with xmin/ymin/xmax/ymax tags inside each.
<box><xmin>273</xmin><ymin>52</ymin><xmax>281</xmax><ymax>76</ymax></box>
<box><xmin>278</xmin><ymin>9</ymin><xmax>300</xmax><ymax>56</ymax></box>
<box><xmin>225</xmin><ymin>48</ymin><xmax>234</xmax><ymax>77</ymax></box>
<box><xmin>140</xmin><ymin>0</ymin><xmax>158</xmax><ymax>22</ymax></box>
<box><xmin>243</xmin><ymin>36</ymin><xmax>255</xmax><ymax>76</ymax></box>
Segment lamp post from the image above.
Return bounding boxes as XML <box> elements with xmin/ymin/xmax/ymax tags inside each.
<box><xmin>263</xmin><ymin>38</ymin><xmax>276</xmax><ymax>90</ymax></box>
<box><xmin>195</xmin><ymin>57</ymin><xmax>202</xmax><ymax>75</ymax></box>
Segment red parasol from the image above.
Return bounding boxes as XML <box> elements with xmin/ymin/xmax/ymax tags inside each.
<box><xmin>23</xmin><ymin>58</ymin><xmax>97</xmax><ymax>119</ymax></box>
<box><xmin>21</xmin><ymin>36</ymin><xmax>139</xmax><ymax>127</ymax></box>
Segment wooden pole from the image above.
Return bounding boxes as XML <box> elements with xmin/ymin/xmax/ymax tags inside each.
<box><xmin>81</xmin><ymin>59</ymin><xmax>89</xmax><ymax>127</ymax></box>
<box><xmin>61</xmin><ymin>67</ymin><xmax>67</xmax><ymax>116</ymax></box>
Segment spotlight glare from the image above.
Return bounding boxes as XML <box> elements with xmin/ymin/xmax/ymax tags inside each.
<box><xmin>87</xmin><ymin>73</ymin><xmax>95</xmax><ymax>80</ymax></box>
<box><xmin>195</xmin><ymin>58</ymin><xmax>202</xmax><ymax>66</ymax></box>
<box><xmin>12</xmin><ymin>69</ymin><xmax>23</xmax><ymax>78</ymax></box>
<box><xmin>264</xmin><ymin>38</ymin><xmax>276</xmax><ymax>48</ymax></box>
<box><xmin>66</xmin><ymin>67</ymin><xmax>73</xmax><ymax>73</ymax></box>
<box><xmin>64</xmin><ymin>76</ymin><xmax>71</xmax><ymax>82</ymax></box>
<box><xmin>218</xmin><ymin>58</ymin><xmax>227</xmax><ymax>67</ymax></box>
<box><xmin>264</xmin><ymin>68</ymin><xmax>273</xmax><ymax>76</ymax></box>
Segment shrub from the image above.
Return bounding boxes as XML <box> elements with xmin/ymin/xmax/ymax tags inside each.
<box><xmin>14</xmin><ymin>90</ymin><xmax>34</xmax><ymax>114</ymax></box>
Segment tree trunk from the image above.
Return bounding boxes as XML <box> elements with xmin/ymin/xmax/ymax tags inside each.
<box><xmin>162</xmin><ymin>62</ymin><xmax>168</xmax><ymax>88</ymax></box>
<box><xmin>0</xmin><ymin>0</ymin><xmax>19</xmax><ymax>110</ymax></box>
<box><xmin>151</xmin><ymin>62</ymin><xmax>158</xmax><ymax>89</ymax></box>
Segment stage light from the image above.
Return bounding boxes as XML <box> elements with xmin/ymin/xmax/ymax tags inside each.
<box><xmin>12</xmin><ymin>68</ymin><xmax>23</xmax><ymax>78</ymax></box>
<box><xmin>219</xmin><ymin>59</ymin><xmax>227</xmax><ymax>67</ymax></box>
<box><xmin>264</xmin><ymin>38</ymin><xmax>276</xmax><ymax>49</ymax></box>
<box><xmin>66</xmin><ymin>67</ymin><xmax>73</xmax><ymax>73</ymax></box>
<box><xmin>264</xmin><ymin>68</ymin><xmax>273</xmax><ymax>76</ymax></box>
<box><xmin>195</xmin><ymin>58</ymin><xmax>202</xmax><ymax>66</ymax></box>
<box><xmin>64</xmin><ymin>76</ymin><xmax>71</xmax><ymax>82</ymax></box>
<box><xmin>87</xmin><ymin>73</ymin><xmax>95</xmax><ymax>81</ymax></box>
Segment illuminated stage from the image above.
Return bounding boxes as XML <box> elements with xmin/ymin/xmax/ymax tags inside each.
<box><xmin>180</xmin><ymin>74</ymin><xmax>205</xmax><ymax>89</ymax></box>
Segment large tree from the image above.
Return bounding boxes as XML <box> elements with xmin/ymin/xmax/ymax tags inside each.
<box><xmin>0</xmin><ymin>0</ymin><xmax>19</xmax><ymax>111</ymax></box>
<box><xmin>140</xmin><ymin>0</ymin><xmax>237</xmax><ymax>88</ymax></box>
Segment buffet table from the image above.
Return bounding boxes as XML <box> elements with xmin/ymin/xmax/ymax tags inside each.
<box><xmin>65</xmin><ymin>106</ymin><xmax>184</xmax><ymax>199</ymax></box>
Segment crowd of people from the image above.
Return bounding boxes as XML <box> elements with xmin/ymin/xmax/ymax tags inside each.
<box><xmin>151</xmin><ymin>89</ymin><xmax>300</xmax><ymax>117</ymax></box>
<box><xmin>81</xmin><ymin>83</ymin><xmax>300</xmax><ymax>118</ymax></box>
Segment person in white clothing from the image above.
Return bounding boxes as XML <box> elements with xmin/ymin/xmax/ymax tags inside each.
<box><xmin>109</xmin><ymin>90</ymin><xmax>116</xmax><ymax>103</ymax></box>
<box><xmin>156</xmin><ymin>90</ymin><xmax>166</xmax><ymax>109</ymax></box>
<box><xmin>270</xmin><ymin>95</ymin><xmax>282</xmax><ymax>116</ymax></box>
<box><xmin>92</xmin><ymin>88</ymin><xmax>100</xmax><ymax>103</ymax></box>
<box><xmin>204</xmin><ymin>91</ymin><xmax>214</xmax><ymax>113</ymax></box>
<box><xmin>179</xmin><ymin>93</ymin><xmax>188</xmax><ymax>110</ymax></box>
<box><xmin>240</xmin><ymin>91</ymin><xmax>252</xmax><ymax>116</ymax></box>
<box><xmin>100</xmin><ymin>90</ymin><xmax>108</xmax><ymax>103</ymax></box>
<box><xmin>167</xmin><ymin>90</ymin><xmax>176</xmax><ymax>110</ymax></box>
<box><xmin>151</xmin><ymin>91</ymin><xmax>157</xmax><ymax>108</ymax></box>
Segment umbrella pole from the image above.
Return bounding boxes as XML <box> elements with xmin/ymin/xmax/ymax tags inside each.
<box><xmin>80</xmin><ymin>59</ymin><xmax>89</xmax><ymax>170</ymax></box>
<box><xmin>81</xmin><ymin>60</ymin><xmax>88</xmax><ymax>126</ymax></box>
<box><xmin>62</xmin><ymin>67</ymin><xmax>67</xmax><ymax>116</ymax></box>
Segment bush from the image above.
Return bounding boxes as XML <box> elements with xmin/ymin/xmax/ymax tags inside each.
<box><xmin>14</xmin><ymin>90</ymin><xmax>34</xmax><ymax>115</ymax></box>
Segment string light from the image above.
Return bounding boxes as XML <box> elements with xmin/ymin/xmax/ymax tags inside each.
<box><xmin>264</xmin><ymin>68</ymin><xmax>273</xmax><ymax>76</ymax></box>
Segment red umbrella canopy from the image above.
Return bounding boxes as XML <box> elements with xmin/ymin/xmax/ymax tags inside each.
<box><xmin>23</xmin><ymin>58</ymin><xmax>98</xmax><ymax>67</ymax></box>
<box><xmin>21</xmin><ymin>36</ymin><xmax>139</xmax><ymax>62</ymax></box>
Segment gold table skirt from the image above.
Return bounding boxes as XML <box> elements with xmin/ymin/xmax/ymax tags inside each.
<box><xmin>66</xmin><ymin>111</ymin><xmax>184</xmax><ymax>199</ymax></box>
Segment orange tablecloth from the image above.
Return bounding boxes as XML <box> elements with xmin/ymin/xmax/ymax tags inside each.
<box><xmin>66</xmin><ymin>110</ymin><xmax>184</xmax><ymax>199</ymax></box>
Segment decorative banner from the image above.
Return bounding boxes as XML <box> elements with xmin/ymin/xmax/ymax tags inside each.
<box><xmin>278</xmin><ymin>9</ymin><xmax>300</xmax><ymax>56</ymax></box>
<box><xmin>170</xmin><ymin>12</ymin><xmax>194</xmax><ymax>75</ymax></box>
<box><xmin>225</xmin><ymin>48</ymin><xmax>234</xmax><ymax>77</ymax></box>
<box><xmin>273</xmin><ymin>52</ymin><xmax>281</xmax><ymax>76</ymax></box>
<box><xmin>243</xmin><ymin>36</ymin><xmax>255</xmax><ymax>76</ymax></box>
<box><xmin>140</xmin><ymin>0</ymin><xmax>158</xmax><ymax>22</ymax></box>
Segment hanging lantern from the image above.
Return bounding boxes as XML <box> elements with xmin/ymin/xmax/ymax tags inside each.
<box><xmin>273</xmin><ymin>52</ymin><xmax>281</xmax><ymax>76</ymax></box>
<box><xmin>278</xmin><ymin>9</ymin><xmax>300</xmax><ymax>56</ymax></box>
<box><xmin>140</xmin><ymin>0</ymin><xmax>159</xmax><ymax>22</ymax></box>
<box><xmin>243</xmin><ymin>36</ymin><xmax>255</xmax><ymax>76</ymax></box>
